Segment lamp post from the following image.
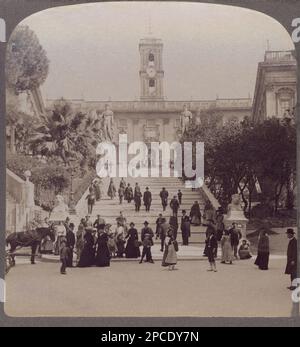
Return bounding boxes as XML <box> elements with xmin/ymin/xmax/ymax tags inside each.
<box><xmin>68</xmin><ymin>158</ymin><xmax>77</xmax><ymax>215</ymax></box>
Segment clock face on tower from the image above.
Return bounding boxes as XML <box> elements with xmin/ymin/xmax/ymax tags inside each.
<box><xmin>146</xmin><ymin>66</ymin><xmax>156</xmax><ymax>78</ymax></box>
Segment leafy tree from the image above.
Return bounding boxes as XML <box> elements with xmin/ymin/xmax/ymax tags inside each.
<box><xmin>182</xmin><ymin>112</ymin><xmax>296</xmax><ymax>216</ymax></box>
<box><xmin>6</xmin><ymin>25</ymin><xmax>49</xmax><ymax>94</ymax></box>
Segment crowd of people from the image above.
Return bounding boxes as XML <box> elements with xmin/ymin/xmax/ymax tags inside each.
<box><xmin>39</xmin><ymin>177</ymin><xmax>298</xmax><ymax>291</ymax></box>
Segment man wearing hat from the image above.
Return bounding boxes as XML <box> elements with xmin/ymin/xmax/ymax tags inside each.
<box><xmin>140</xmin><ymin>221</ymin><xmax>154</xmax><ymax>263</ymax></box>
<box><xmin>143</xmin><ymin>187</ymin><xmax>152</xmax><ymax>212</ymax></box>
<box><xmin>285</xmin><ymin>228</ymin><xmax>298</xmax><ymax>290</ymax></box>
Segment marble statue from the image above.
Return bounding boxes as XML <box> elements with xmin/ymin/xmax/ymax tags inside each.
<box><xmin>180</xmin><ymin>104</ymin><xmax>193</xmax><ymax>133</ymax></box>
<box><xmin>52</xmin><ymin>195</ymin><xmax>69</xmax><ymax>214</ymax></box>
<box><xmin>101</xmin><ymin>104</ymin><xmax>115</xmax><ymax>142</ymax></box>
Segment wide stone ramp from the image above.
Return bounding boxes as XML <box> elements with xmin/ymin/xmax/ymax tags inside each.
<box><xmin>85</xmin><ymin>176</ymin><xmax>207</xmax><ymax>244</ymax></box>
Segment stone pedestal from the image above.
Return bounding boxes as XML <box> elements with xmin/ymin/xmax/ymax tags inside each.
<box><xmin>224</xmin><ymin>194</ymin><xmax>249</xmax><ymax>239</ymax></box>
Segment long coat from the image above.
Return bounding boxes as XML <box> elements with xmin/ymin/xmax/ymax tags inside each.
<box><xmin>143</xmin><ymin>191</ymin><xmax>152</xmax><ymax>205</ymax></box>
<box><xmin>107</xmin><ymin>181</ymin><xmax>116</xmax><ymax>199</ymax></box>
<box><xmin>285</xmin><ymin>237</ymin><xmax>297</xmax><ymax>275</ymax></box>
<box><xmin>170</xmin><ymin>198</ymin><xmax>180</xmax><ymax>213</ymax></box>
<box><xmin>160</xmin><ymin>190</ymin><xmax>169</xmax><ymax>206</ymax></box>
<box><xmin>95</xmin><ymin>232</ymin><xmax>110</xmax><ymax>267</ymax></box>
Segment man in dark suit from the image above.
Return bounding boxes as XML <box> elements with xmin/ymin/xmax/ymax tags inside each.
<box><xmin>66</xmin><ymin>223</ymin><xmax>76</xmax><ymax>267</ymax></box>
<box><xmin>143</xmin><ymin>187</ymin><xmax>152</xmax><ymax>212</ymax></box>
<box><xmin>285</xmin><ymin>228</ymin><xmax>298</xmax><ymax>291</ymax></box>
<box><xmin>159</xmin><ymin>187</ymin><xmax>169</xmax><ymax>211</ymax></box>
<box><xmin>140</xmin><ymin>221</ymin><xmax>154</xmax><ymax>263</ymax></box>
<box><xmin>170</xmin><ymin>195</ymin><xmax>180</xmax><ymax>217</ymax></box>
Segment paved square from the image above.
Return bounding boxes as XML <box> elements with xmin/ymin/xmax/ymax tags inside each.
<box><xmin>5</xmin><ymin>257</ymin><xmax>297</xmax><ymax>317</ymax></box>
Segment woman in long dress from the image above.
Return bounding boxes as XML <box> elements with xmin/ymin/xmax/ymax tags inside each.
<box><xmin>93</xmin><ymin>180</ymin><xmax>102</xmax><ymax>201</ymax></box>
<box><xmin>125</xmin><ymin>222</ymin><xmax>140</xmax><ymax>258</ymax></box>
<box><xmin>77</xmin><ymin>230</ymin><xmax>95</xmax><ymax>267</ymax></box>
<box><xmin>76</xmin><ymin>219</ymin><xmax>85</xmax><ymax>264</ymax></box>
<box><xmin>115</xmin><ymin>222</ymin><xmax>126</xmax><ymax>258</ymax></box>
<box><xmin>220</xmin><ymin>230</ymin><xmax>233</xmax><ymax>264</ymax></box>
<box><xmin>181</xmin><ymin>210</ymin><xmax>191</xmax><ymax>245</ymax></box>
<box><xmin>190</xmin><ymin>201</ymin><xmax>202</xmax><ymax>226</ymax></box>
<box><xmin>162</xmin><ymin>229</ymin><xmax>178</xmax><ymax>270</ymax></box>
<box><xmin>95</xmin><ymin>230</ymin><xmax>110</xmax><ymax>267</ymax></box>
<box><xmin>107</xmin><ymin>178</ymin><xmax>116</xmax><ymax>199</ymax></box>
<box><xmin>124</xmin><ymin>184</ymin><xmax>133</xmax><ymax>203</ymax></box>
<box><xmin>254</xmin><ymin>229</ymin><xmax>270</xmax><ymax>270</ymax></box>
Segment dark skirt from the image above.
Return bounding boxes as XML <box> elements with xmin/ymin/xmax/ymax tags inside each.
<box><xmin>162</xmin><ymin>248</ymin><xmax>168</xmax><ymax>267</ymax></box>
<box><xmin>254</xmin><ymin>252</ymin><xmax>269</xmax><ymax>270</ymax></box>
<box><xmin>116</xmin><ymin>240</ymin><xmax>125</xmax><ymax>257</ymax></box>
<box><xmin>207</xmin><ymin>248</ymin><xmax>215</xmax><ymax>263</ymax></box>
<box><xmin>125</xmin><ymin>239</ymin><xmax>140</xmax><ymax>258</ymax></box>
<box><xmin>95</xmin><ymin>245</ymin><xmax>110</xmax><ymax>267</ymax></box>
<box><xmin>77</xmin><ymin>245</ymin><xmax>95</xmax><ymax>267</ymax></box>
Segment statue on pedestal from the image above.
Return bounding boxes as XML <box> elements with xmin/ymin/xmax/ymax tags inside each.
<box><xmin>101</xmin><ymin>104</ymin><xmax>115</xmax><ymax>142</ymax></box>
<box><xmin>180</xmin><ymin>104</ymin><xmax>193</xmax><ymax>134</ymax></box>
<box><xmin>225</xmin><ymin>194</ymin><xmax>248</xmax><ymax>239</ymax></box>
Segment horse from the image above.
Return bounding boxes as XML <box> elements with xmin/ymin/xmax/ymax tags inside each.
<box><xmin>6</xmin><ymin>226</ymin><xmax>55</xmax><ymax>265</ymax></box>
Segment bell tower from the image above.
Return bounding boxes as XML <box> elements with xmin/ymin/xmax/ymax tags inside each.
<box><xmin>139</xmin><ymin>36</ymin><xmax>164</xmax><ymax>100</ymax></box>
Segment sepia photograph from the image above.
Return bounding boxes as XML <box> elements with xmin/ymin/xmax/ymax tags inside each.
<box><xmin>4</xmin><ymin>1</ymin><xmax>298</xmax><ymax>318</ymax></box>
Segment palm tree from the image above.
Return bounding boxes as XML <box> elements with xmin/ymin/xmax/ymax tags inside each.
<box><xmin>29</xmin><ymin>99</ymin><xmax>97</xmax><ymax>167</ymax></box>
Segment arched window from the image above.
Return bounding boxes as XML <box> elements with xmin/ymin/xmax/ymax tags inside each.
<box><xmin>149</xmin><ymin>53</ymin><xmax>154</xmax><ymax>62</ymax></box>
<box><xmin>149</xmin><ymin>79</ymin><xmax>155</xmax><ymax>87</ymax></box>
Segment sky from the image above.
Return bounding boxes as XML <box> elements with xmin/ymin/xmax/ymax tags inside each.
<box><xmin>18</xmin><ymin>1</ymin><xmax>294</xmax><ymax>101</ymax></box>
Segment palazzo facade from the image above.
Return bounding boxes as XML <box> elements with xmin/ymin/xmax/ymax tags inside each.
<box><xmin>46</xmin><ymin>35</ymin><xmax>252</xmax><ymax>144</ymax></box>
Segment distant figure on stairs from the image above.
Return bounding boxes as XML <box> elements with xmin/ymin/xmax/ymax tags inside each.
<box><xmin>107</xmin><ymin>178</ymin><xmax>116</xmax><ymax>199</ymax></box>
<box><xmin>119</xmin><ymin>177</ymin><xmax>126</xmax><ymax>190</ymax></box>
<box><xmin>134</xmin><ymin>184</ymin><xmax>142</xmax><ymax>212</ymax></box>
<box><xmin>190</xmin><ymin>201</ymin><xmax>202</xmax><ymax>226</ymax></box>
<box><xmin>177</xmin><ymin>190</ymin><xmax>182</xmax><ymax>205</ymax></box>
<box><xmin>160</xmin><ymin>187</ymin><xmax>169</xmax><ymax>211</ymax></box>
<box><xmin>181</xmin><ymin>210</ymin><xmax>191</xmax><ymax>246</ymax></box>
<box><xmin>125</xmin><ymin>183</ymin><xmax>133</xmax><ymax>203</ymax></box>
<box><xmin>86</xmin><ymin>187</ymin><xmax>96</xmax><ymax>215</ymax></box>
<box><xmin>170</xmin><ymin>196</ymin><xmax>180</xmax><ymax>217</ymax></box>
<box><xmin>118</xmin><ymin>185</ymin><xmax>125</xmax><ymax>204</ymax></box>
<box><xmin>93</xmin><ymin>178</ymin><xmax>102</xmax><ymax>201</ymax></box>
<box><xmin>143</xmin><ymin>187</ymin><xmax>152</xmax><ymax>212</ymax></box>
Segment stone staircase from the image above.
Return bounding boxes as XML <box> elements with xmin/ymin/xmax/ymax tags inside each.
<box><xmin>80</xmin><ymin>176</ymin><xmax>207</xmax><ymax>245</ymax></box>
